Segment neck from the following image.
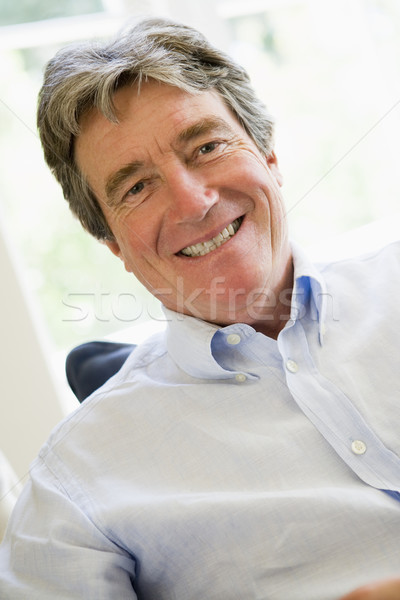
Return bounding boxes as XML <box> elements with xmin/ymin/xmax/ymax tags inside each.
<box><xmin>240</xmin><ymin>249</ymin><xmax>294</xmax><ymax>340</ymax></box>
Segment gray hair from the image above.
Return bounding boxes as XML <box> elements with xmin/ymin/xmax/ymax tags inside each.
<box><xmin>37</xmin><ymin>17</ymin><xmax>275</xmax><ymax>240</ymax></box>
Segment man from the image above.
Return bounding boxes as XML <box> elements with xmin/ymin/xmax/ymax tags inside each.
<box><xmin>0</xmin><ymin>17</ymin><xmax>399</xmax><ymax>599</ymax></box>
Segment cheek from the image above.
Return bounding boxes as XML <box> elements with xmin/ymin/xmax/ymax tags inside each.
<box><xmin>116</xmin><ymin>220</ymin><xmax>167</xmax><ymax>281</ymax></box>
<box><xmin>106</xmin><ymin>204</ymin><xmax>154</xmax><ymax>253</ymax></box>
<box><xmin>104</xmin><ymin>201</ymin><xmax>138</xmax><ymax>233</ymax></box>
<box><xmin>119</xmin><ymin>233</ymin><xmax>150</xmax><ymax>266</ymax></box>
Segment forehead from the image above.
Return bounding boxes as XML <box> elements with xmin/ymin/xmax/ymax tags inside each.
<box><xmin>112</xmin><ymin>80</ymin><xmax>238</xmax><ymax>127</ymax></box>
<box><xmin>76</xmin><ymin>82</ymin><xmax>243</xmax><ymax>158</ymax></box>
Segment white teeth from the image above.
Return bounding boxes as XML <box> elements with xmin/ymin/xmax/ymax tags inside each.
<box><xmin>180</xmin><ymin>218</ymin><xmax>242</xmax><ymax>257</ymax></box>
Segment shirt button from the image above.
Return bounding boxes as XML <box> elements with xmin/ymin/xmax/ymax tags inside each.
<box><xmin>286</xmin><ymin>359</ymin><xmax>299</xmax><ymax>373</ymax></box>
<box><xmin>351</xmin><ymin>440</ymin><xmax>367</xmax><ymax>455</ymax></box>
<box><xmin>227</xmin><ymin>333</ymin><xmax>241</xmax><ymax>345</ymax></box>
<box><xmin>235</xmin><ymin>373</ymin><xmax>247</xmax><ymax>383</ymax></box>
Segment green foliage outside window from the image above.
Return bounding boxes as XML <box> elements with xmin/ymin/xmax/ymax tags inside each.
<box><xmin>0</xmin><ymin>0</ymin><xmax>104</xmax><ymax>26</ymax></box>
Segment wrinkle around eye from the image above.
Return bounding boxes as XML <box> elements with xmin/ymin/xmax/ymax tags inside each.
<box><xmin>118</xmin><ymin>178</ymin><xmax>160</xmax><ymax>214</ymax></box>
<box><xmin>105</xmin><ymin>185</ymin><xmax>146</xmax><ymax>217</ymax></box>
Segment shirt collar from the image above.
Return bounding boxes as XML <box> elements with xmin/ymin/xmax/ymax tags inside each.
<box><xmin>290</xmin><ymin>241</ymin><xmax>328</xmax><ymax>344</ymax></box>
<box><xmin>164</xmin><ymin>242</ymin><xmax>327</xmax><ymax>379</ymax></box>
<box><xmin>164</xmin><ymin>307</ymin><xmax>236</xmax><ymax>380</ymax></box>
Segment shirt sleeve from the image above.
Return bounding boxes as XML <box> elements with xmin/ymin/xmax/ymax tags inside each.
<box><xmin>0</xmin><ymin>451</ymin><xmax>23</xmax><ymax>542</ymax></box>
<box><xmin>0</xmin><ymin>457</ymin><xmax>138</xmax><ymax>599</ymax></box>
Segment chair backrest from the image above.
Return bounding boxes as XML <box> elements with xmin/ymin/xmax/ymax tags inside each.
<box><xmin>66</xmin><ymin>341</ymin><xmax>135</xmax><ymax>402</ymax></box>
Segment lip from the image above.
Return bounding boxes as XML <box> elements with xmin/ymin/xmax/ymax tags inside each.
<box><xmin>174</xmin><ymin>215</ymin><xmax>245</xmax><ymax>256</ymax></box>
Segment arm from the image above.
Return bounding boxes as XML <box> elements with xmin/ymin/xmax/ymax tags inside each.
<box><xmin>0</xmin><ymin>458</ymin><xmax>137</xmax><ymax>599</ymax></box>
<box><xmin>340</xmin><ymin>579</ymin><xmax>400</xmax><ymax>600</ymax></box>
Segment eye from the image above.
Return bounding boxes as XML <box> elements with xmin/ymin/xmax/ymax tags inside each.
<box><xmin>127</xmin><ymin>181</ymin><xmax>145</xmax><ymax>195</ymax></box>
<box><xmin>198</xmin><ymin>141</ymin><xmax>219</xmax><ymax>155</ymax></box>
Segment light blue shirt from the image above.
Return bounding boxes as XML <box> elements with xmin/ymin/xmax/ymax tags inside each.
<box><xmin>1</xmin><ymin>242</ymin><xmax>400</xmax><ymax>599</ymax></box>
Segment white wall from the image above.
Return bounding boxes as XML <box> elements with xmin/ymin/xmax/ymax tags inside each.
<box><xmin>0</xmin><ymin>215</ymin><xmax>65</xmax><ymax>483</ymax></box>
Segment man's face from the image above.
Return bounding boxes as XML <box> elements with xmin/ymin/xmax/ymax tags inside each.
<box><xmin>75</xmin><ymin>81</ymin><xmax>292</xmax><ymax>327</ymax></box>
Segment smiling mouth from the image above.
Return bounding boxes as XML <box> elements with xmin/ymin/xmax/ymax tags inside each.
<box><xmin>179</xmin><ymin>217</ymin><xmax>243</xmax><ymax>257</ymax></box>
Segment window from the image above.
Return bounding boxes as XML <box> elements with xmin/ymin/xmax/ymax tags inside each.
<box><xmin>1</xmin><ymin>0</ymin><xmax>399</xmax><ymax>375</ymax></box>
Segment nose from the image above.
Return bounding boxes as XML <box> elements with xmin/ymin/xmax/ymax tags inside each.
<box><xmin>166</xmin><ymin>167</ymin><xmax>218</xmax><ymax>224</ymax></box>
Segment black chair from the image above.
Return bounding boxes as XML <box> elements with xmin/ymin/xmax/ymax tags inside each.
<box><xmin>66</xmin><ymin>341</ymin><xmax>135</xmax><ymax>402</ymax></box>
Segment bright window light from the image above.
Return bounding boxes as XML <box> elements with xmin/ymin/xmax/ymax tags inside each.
<box><xmin>1</xmin><ymin>0</ymin><xmax>399</xmax><ymax>357</ymax></box>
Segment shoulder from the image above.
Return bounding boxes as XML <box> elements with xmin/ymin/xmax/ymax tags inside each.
<box><xmin>316</xmin><ymin>241</ymin><xmax>400</xmax><ymax>327</ymax></box>
<box><xmin>319</xmin><ymin>239</ymin><xmax>400</xmax><ymax>283</ymax></box>
<box><xmin>37</xmin><ymin>331</ymin><xmax>170</xmax><ymax>466</ymax></box>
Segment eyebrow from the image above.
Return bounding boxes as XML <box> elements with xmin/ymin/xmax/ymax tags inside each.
<box><xmin>176</xmin><ymin>117</ymin><xmax>235</xmax><ymax>145</ymax></box>
<box><xmin>104</xmin><ymin>117</ymin><xmax>235</xmax><ymax>204</ymax></box>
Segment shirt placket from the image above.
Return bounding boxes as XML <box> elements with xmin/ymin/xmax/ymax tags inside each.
<box><xmin>278</xmin><ymin>318</ymin><xmax>400</xmax><ymax>498</ymax></box>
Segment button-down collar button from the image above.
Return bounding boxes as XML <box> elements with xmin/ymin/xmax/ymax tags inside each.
<box><xmin>227</xmin><ymin>333</ymin><xmax>241</xmax><ymax>345</ymax></box>
<box><xmin>235</xmin><ymin>373</ymin><xmax>247</xmax><ymax>383</ymax></box>
<box><xmin>351</xmin><ymin>440</ymin><xmax>367</xmax><ymax>455</ymax></box>
<box><xmin>286</xmin><ymin>359</ymin><xmax>299</xmax><ymax>374</ymax></box>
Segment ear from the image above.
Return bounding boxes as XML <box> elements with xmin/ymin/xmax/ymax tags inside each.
<box><xmin>105</xmin><ymin>239</ymin><xmax>122</xmax><ymax>259</ymax></box>
<box><xmin>266</xmin><ymin>151</ymin><xmax>283</xmax><ymax>187</ymax></box>
<box><xmin>104</xmin><ymin>240</ymin><xmax>132</xmax><ymax>273</ymax></box>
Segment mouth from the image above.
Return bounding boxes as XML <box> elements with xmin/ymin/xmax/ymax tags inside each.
<box><xmin>178</xmin><ymin>217</ymin><xmax>244</xmax><ymax>258</ymax></box>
